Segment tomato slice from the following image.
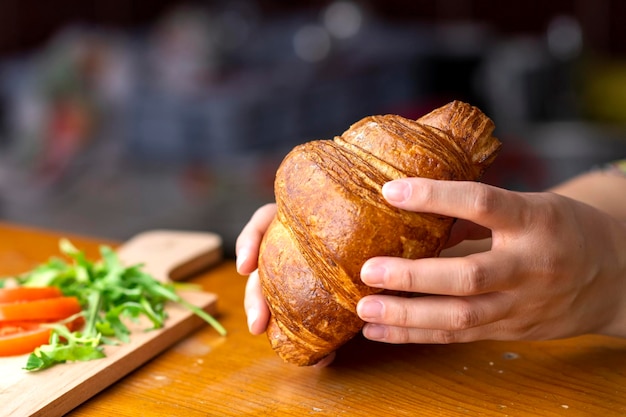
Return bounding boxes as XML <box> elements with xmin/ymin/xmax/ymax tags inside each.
<box><xmin>0</xmin><ymin>326</ymin><xmax>52</xmax><ymax>356</ymax></box>
<box><xmin>0</xmin><ymin>287</ymin><xmax>63</xmax><ymax>303</ymax></box>
<box><xmin>0</xmin><ymin>287</ymin><xmax>85</xmax><ymax>356</ymax></box>
<box><xmin>0</xmin><ymin>296</ymin><xmax>82</xmax><ymax>322</ymax></box>
<box><xmin>0</xmin><ymin>317</ymin><xmax>84</xmax><ymax>356</ymax></box>
<box><xmin>0</xmin><ymin>321</ymin><xmax>51</xmax><ymax>336</ymax></box>
<box><xmin>0</xmin><ymin>318</ymin><xmax>84</xmax><ymax>335</ymax></box>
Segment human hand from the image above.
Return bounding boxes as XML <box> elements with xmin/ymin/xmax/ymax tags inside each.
<box><xmin>236</xmin><ymin>203</ymin><xmax>337</xmax><ymax>367</ymax></box>
<box><xmin>235</xmin><ymin>203</ymin><xmax>276</xmax><ymax>335</ymax></box>
<box><xmin>356</xmin><ymin>178</ymin><xmax>626</xmax><ymax>344</ymax></box>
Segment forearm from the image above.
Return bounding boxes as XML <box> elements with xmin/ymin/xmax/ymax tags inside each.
<box><xmin>597</xmin><ymin>216</ymin><xmax>626</xmax><ymax>338</ymax></box>
<box><xmin>550</xmin><ymin>162</ymin><xmax>626</xmax><ymax>221</ymax></box>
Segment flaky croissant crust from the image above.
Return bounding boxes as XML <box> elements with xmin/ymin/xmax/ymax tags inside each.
<box><xmin>259</xmin><ymin>101</ymin><xmax>501</xmax><ymax>365</ymax></box>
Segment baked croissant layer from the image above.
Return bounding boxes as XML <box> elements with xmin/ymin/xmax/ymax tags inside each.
<box><xmin>258</xmin><ymin>101</ymin><xmax>501</xmax><ymax>366</ymax></box>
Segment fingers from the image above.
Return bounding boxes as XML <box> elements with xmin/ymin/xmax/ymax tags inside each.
<box><xmin>236</xmin><ymin>203</ymin><xmax>277</xmax><ymax>275</ymax></box>
<box><xmin>237</xmin><ymin>204</ymin><xmax>275</xmax><ymax>335</ymax></box>
<box><xmin>361</xmin><ymin>252</ymin><xmax>517</xmax><ymax>295</ymax></box>
<box><xmin>357</xmin><ymin>292</ymin><xmax>512</xmax><ymax>344</ymax></box>
<box><xmin>361</xmin><ymin>323</ymin><xmax>497</xmax><ymax>345</ymax></box>
<box><xmin>358</xmin><ymin>250</ymin><xmax>518</xmax><ymax>344</ymax></box>
<box><xmin>313</xmin><ymin>352</ymin><xmax>336</xmax><ymax>367</ymax></box>
<box><xmin>364</xmin><ymin>178</ymin><xmax>536</xmax><ymax>344</ymax></box>
<box><xmin>382</xmin><ymin>178</ymin><xmax>527</xmax><ymax>232</ymax></box>
<box><xmin>445</xmin><ymin>218</ymin><xmax>491</xmax><ymax>248</ymax></box>
<box><xmin>244</xmin><ymin>270</ymin><xmax>271</xmax><ymax>335</ymax></box>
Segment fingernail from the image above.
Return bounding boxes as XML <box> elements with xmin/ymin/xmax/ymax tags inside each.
<box><xmin>382</xmin><ymin>180</ymin><xmax>410</xmax><ymax>203</ymax></box>
<box><xmin>358</xmin><ymin>300</ymin><xmax>384</xmax><ymax>320</ymax></box>
<box><xmin>247</xmin><ymin>307</ymin><xmax>258</xmax><ymax>332</ymax></box>
<box><xmin>236</xmin><ymin>247</ymin><xmax>249</xmax><ymax>273</ymax></box>
<box><xmin>361</xmin><ymin>262</ymin><xmax>386</xmax><ymax>287</ymax></box>
<box><xmin>363</xmin><ymin>324</ymin><xmax>387</xmax><ymax>340</ymax></box>
<box><xmin>313</xmin><ymin>352</ymin><xmax>336</xmax><ymax>368</ymax></box>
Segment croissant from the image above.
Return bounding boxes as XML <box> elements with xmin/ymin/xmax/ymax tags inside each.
<box><xmin>258</xmin><ymin>101</ymin><xmax>501</xmax><ymax>366</ymax></box>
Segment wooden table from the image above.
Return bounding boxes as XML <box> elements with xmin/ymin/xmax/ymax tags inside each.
<box><xmin>2</xmin><ymin>222</ymin><xmax>626</xmax><ymax>416</ymax></box>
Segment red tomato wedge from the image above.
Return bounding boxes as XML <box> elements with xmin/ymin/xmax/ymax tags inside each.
<box><xmin>0</xmin><ymin>287</ymin><xmax>63</xmax><ymax>303</ymax></box>
<box><xmin>1</xmin><ymin>321</ymin><xmax>54</xmax><ymax>336</ymax></box>
<box><xmin>0</xmin><ymin>296</ymin><xmax>82</xmax><ymax>322</ymax></box>
<box><xmin>0</xmin><ymin>317</ymin><xmax>84</xmax><ymax>356</ymax></box>
<box><xmin>0</xmin><ymin>287</ymin><xmax>84</xmax><ymax>356</ymax></box>
<box><xmin>0</xmin><ymin>326</ymin><xmax>53</xmax><ymax>356</ymax></box>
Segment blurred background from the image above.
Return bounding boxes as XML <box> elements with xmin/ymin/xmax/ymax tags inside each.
<box><xmin>1</xmin><ymin>0</ymin><xmax>626</xmax><ymax>257</ymax></box>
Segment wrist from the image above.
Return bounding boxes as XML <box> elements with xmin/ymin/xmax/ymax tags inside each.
<box><xmin>599</xmin><ymin>220</ymin><xmax>626</xmax><ymax>338</ymax></box>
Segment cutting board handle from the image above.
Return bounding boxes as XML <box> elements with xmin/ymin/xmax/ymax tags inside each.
<box><xmin>115</xmin><ymin>230</ymin><xmax>223</xmax><ymax>282</ymax></box>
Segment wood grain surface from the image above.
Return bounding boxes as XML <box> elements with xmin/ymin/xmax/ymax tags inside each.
<box><xmin>0</xmin><ymin>224</ymin><xmax>221</xmax><ymax>417</ymax></box>
<box><xmin>2</xmin><ymin>222</ymin><xmax>626</xmax><ymax>416</ymax></box>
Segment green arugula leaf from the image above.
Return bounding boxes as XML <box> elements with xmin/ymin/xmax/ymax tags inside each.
<box><xmin>12</xmin><ymin>239</ymin><xmax>227</xmax><ymax>371</ymax></box>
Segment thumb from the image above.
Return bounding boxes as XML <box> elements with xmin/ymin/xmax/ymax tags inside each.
<box><xmin>444</xmin><ymin>218</ymin><xmax>491</xmax><ymax>249</ymax></box>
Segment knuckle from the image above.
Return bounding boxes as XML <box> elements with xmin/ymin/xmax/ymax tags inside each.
<box><xmin>415</xmin><ymin>180</ymin><xmax>436</xmax><ymax>208</ymax></box>
<box><xmin>449</xmin><ymin>302</ymin><xmax>481</xmax><ymax>330</ymax></box>
<box><xmin>397</xmin><ymin>266</ymin><xmax>420</xmax><ymax>292</ymax></box>
<box><xmin>470</xmin><ymin>184</ymin><xmax>498</xmax><ymax>217</ymax></box>
<box><xmin>388</xmin><ymin>327</ymin><xmax>412</xmax><ymax>344</ymax></box>
<box><xmin>395</xmin><ymin>303</ymin><xmax>411</xmax><ymax>327</ymax></box>
<box><xmin>385</xmin><ymin>299</ymin><xmax>414</xmax><ymax>328</ymax></box>
<box><xmin>432</xmin><ymin>329</ymin><xmax>459</xmax><ymax>344</ymax></box>
<box><xmin>458</xmin><ymin>259</ymin><xmax>489</xmax><ymax>294</ymax></box>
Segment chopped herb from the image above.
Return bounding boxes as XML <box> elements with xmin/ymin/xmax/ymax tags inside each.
<box><xmin>11</xmin><ymin>239</ymin><xmax>226</xmax><ymax>371</ymax></box>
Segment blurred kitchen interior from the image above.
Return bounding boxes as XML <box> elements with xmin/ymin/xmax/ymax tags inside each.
<box><xmin>1</xmin><ymin>0</ymin><xmax>626</xmax><ymax>257</ymax></box>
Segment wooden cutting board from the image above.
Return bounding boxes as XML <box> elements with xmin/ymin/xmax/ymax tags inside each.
<box><xmin>0</xmin><ymin>230</ymin><xmax>223</xmax><ymax>417</ymax></box>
